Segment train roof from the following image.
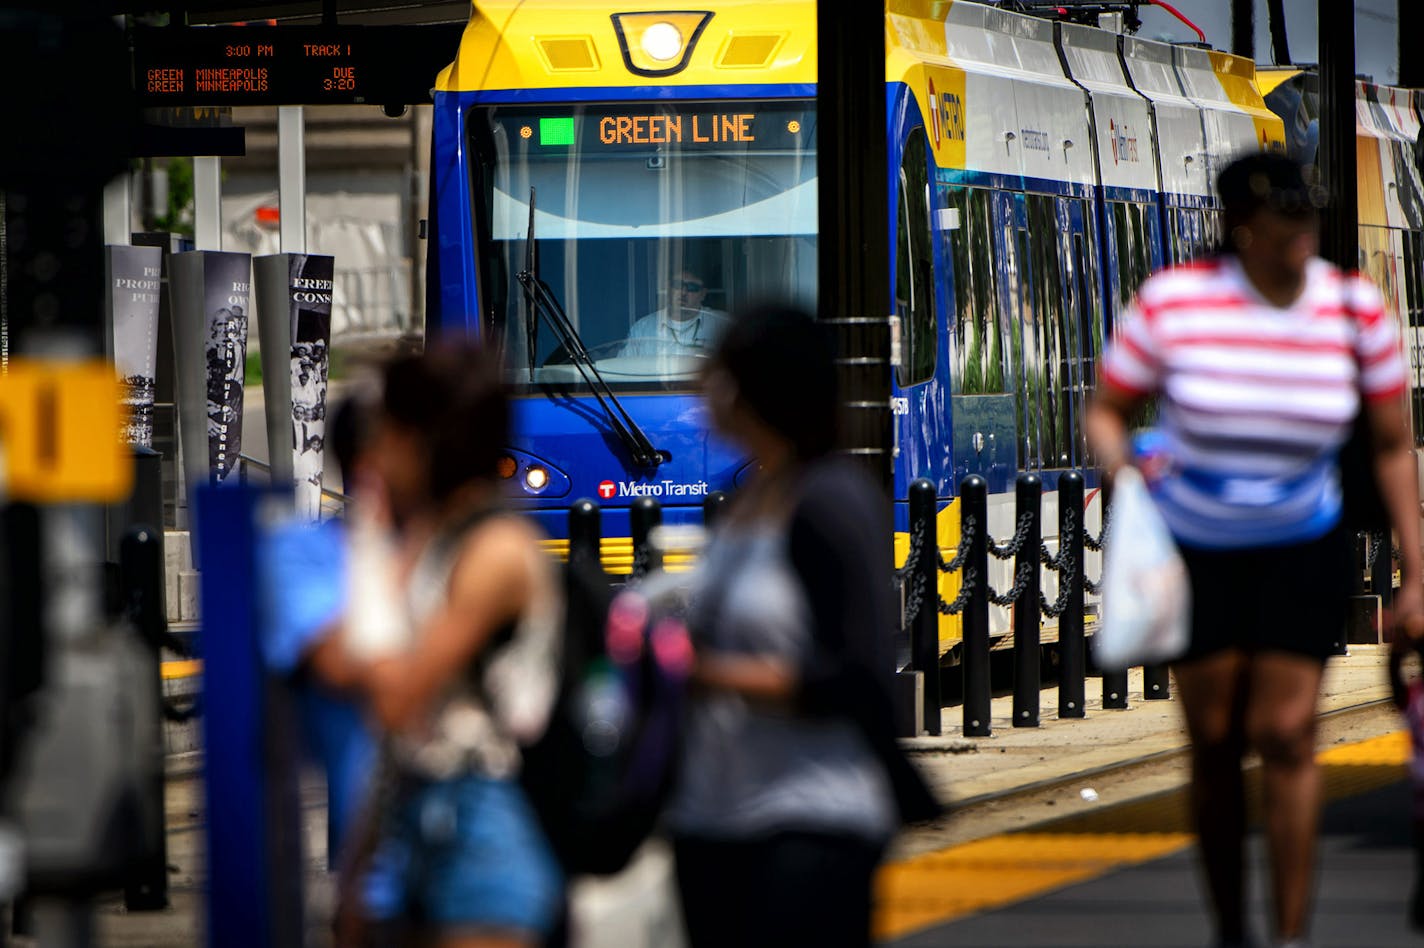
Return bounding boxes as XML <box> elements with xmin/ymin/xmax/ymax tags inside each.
<box><xmin>1057</xmin><ymin>21</ymin><xmax>1157</xmax><ymax>195</ymax></box>
<box><xmin>436</xmin><ymin>0</ymin><xmax>816</xmax><ymax>94</ymax></box>
<box><xmin>438</xmin><ymin>0</ymin><xmax>1284</xmax><ymax>203</ymax></box>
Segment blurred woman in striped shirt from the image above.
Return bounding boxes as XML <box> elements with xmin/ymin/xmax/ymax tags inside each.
<box><xmin>1087</xmin><ymin>152</ymin><xmax>1424</xmax><ymax>948</ymax></box>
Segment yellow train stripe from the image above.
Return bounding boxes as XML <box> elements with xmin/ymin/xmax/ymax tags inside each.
<box><xmin>539</xmin><ymin>537</ymin><xmax>698</xmax><ymax>573</ymax></box>
<box><xmin>162</xmin><ymin>659</ymin><xmax>201</xmax><ymax>681</ymax></box>
<box><xmin>875</xmin><ymin>729</ymin><xmax>1409</xmax><ymax>940</ymax></box>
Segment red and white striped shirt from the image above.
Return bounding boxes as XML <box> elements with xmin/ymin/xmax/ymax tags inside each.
<box><xmin>1101</xmin><ymin>255</ymin><xmax>1407</xmax><ymax>549</ymax></box>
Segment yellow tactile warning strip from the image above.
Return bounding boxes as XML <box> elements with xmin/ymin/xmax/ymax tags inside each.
<box><xmin>876</xmin><ymin>831</ymin><xmax>1192</xmax><ymax>940</ymax></box>
<box><xmin>875</xmin><ymin>730</ymin><xmax>1411</xmax><ymax>942</ymax></box>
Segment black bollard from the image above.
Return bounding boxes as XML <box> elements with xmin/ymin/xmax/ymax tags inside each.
<box><xmin>1351</xmin><ymin>531</ymin><xmax>1368</xmax><ymax>596</ymax></box>
<box><xmin>0</xmin><ymin>504</ymin><xmax>44</xmax><ymax>791</ymax></box>
<box><xmin>961</xmin><ymin>476</ymin><xmax>991</xmax><ymax>738</ymax></box>
<box><xmin>703</xmin><ymin>490</ymin><xmax>729</xmax><ymax>529</ymax></box>
<box><xmin>569</xmin><ymin>499</ymin><xmax>602</xmax><ymax>570</ymax></box>
<box><xmin>1058</xmin><ymin>472</ymin><xmax>1086</xmax><ymax>719</ymax></box>
<box><xmin>1143</xmin><ymin>663</ymin><xmax>1170</xmax><ymax>700</ymax></box>
<box><xmin>629</xmin><ymin>497</ymin><xmax>663</xmax><ymax>579</ymax></box>
<box><xmin>1103</xmin><ymin>668</ymin><xmax>1129</xmax><ymax>709</ymax></box>
<box><xmin>908</xmin><ymin>479</ymin><xmax>941</xmax><ymax>735</ymax></box>
<box><xmin>1372</xmin><ymin>531</ymin><xmax>1395</xmax><ymax>612</ymax></box>
<box><xmin>120</xmin><ymin>526</ymin><xmax>170</xmax><ymax>911</ymax></box>
<box><xmin>1012</xmin><ymin>474</ymin><xmax>1042</xmax><ymax>728</ymax></box>
<box><xmin>1097</xmin><ymin>477</ymin><xmax>1127</xmax><ymax>710</ymax></box>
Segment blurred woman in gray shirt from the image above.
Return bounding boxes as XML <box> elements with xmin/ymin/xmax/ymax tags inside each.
<box><xmin>668</xmin><ymin>304</ymin><xmax>938</xmax><ymax>948</ymax></box>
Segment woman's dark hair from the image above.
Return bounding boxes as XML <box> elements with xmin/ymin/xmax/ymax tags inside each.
<box><xmin>328</xmin><ymin>392</ymin><xmax>373</xmax><ymax>481</ymax></box>
<box><xmin>710</xmin><ymin>303</ymin><xmax>838</xmax><ymax>460</ymax></box>
<box><xmin>1217</xmin><ymin>151</ymin><xmax>1323</xmax><ymax>241</ymax></box>
<box><xmin>381</xmin><ymin>344</ymin><xmax>510</xmax><ymax>503</ymax></box>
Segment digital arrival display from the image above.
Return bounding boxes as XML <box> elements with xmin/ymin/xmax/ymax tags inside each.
<box><xmin>496</xmin><ymin>103</ymin><xmax>815</xmax><ymax>154</ymax></box>
<box><xmin>131</xmin><ymin>25</ymin><xmax>464</xmax><ymax>107</ymax></box>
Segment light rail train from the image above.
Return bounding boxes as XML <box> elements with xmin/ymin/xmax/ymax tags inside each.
<box><xmin>425</xmin><ymin>0</ymin><xmax>1420</xmax><ymax>653</ymax></box>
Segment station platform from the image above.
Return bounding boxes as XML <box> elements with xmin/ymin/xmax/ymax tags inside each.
<box><xmin>883</xmin><ymin>729</ymin><xmax>1413</xmax><ymax>946</ymax></box>
<box><xmin>84</xmin><ymin>646</ymin><xmax>1401</xmax><ymax>947</ymax></box>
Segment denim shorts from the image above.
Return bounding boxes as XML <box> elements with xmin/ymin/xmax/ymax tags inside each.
<box><xmin>364</xmin><ymin>773</ymin><xmax>563</xmax><ymax>935</ymax></box>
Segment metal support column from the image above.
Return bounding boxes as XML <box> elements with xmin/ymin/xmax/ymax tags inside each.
<box><xmin>1267</xmin><ymin>0</ymin><xmax>1292</xmax><ymax>66</ymax></box>
<box><xmin>817</xmin><ymin>0</ymin><xmax>891</xmax><ymax>489</ymax></box>
<box><xmin>1231</xmin><ymin>0</ymin><xmax>1254</xmax><ymax>60</ymax></box>
<box><xmin>1403</xmin><ymin>0</ymin><xmax>1424</xmax><ymax>87</ymax></box>
<box><xmin>1319</xmin><ymin>1</ymin><xmax>1357</xmax><ymax>272</ymax></box>
<box><xmin>193</xmin><ymin>158</ymin><xmax>222</xmax><ymax>253</ymax></box>
<box><xmin>278</xmin><ymin>107</ymin><xmax>306</xmax><ymax>255</ymax></box>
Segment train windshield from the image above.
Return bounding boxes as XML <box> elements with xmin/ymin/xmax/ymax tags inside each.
<box><xmin>469</xmin><ymin>100</ymin><xmax>818</xmax><ymax>392</ymax></box>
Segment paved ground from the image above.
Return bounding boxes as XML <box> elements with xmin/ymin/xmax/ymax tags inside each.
<box><xmin>891</xmin><ymin>754</ymin><xmax>1416</xmax><ymax>947</ymax></box>
<box><xmin>897</xmin><ymin>647</ymin><xmax>1395</xmax><ymax>854</ymax></box>
<box><xmin>73</xmin><ymin>647</ymin><xmax>1399</xmax><ymax>946</ymax></box>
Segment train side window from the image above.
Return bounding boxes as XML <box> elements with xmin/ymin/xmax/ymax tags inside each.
<box><xmin>1111</xmin><ymin>201</ymin><xmax>1154</xmax><ymax>320</ymax></box>
<box><xmin>1205</xmin><ymin>209</ymin><xmax>1223</xmax><ymax>254</ymax></box>
<box><xmin>895</xmin><ymin>128</ymin><xmax>936</xmax><ymax>387</ymax></box>
<box><xmin>948</xmin><ymin>187</ymin><xmax>1004</xmax><ymax>394</ymax></box>
<box><xmin>1072</xmin><ymin>230</ymin><xmax>1095</xmax><ymax>461</ymax></box>
<box><xmin>1013</xmin><ymin>225</ymin><xmax>1040</xmax><ymax>467</ymax></box>
<box><xmin>1026</xmin><ymin>194</ymin><xmax>1069</xmax><ymax>467</ymax></box>
<box><xmin>1110</xmin><ymin>202</ymin><xmax>1133</xmax><ymax>318</ymax></box>
<box><xmin>1404</xmin><ymin>231</ymin><xmax>1424</xmax><ymax>445</ymax></box>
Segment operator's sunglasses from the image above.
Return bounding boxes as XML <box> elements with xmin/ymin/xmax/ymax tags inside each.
<box><xmin>676</xmin><ymin>280</ymin><xmax>704</xmax><ymax>292</ymax></box>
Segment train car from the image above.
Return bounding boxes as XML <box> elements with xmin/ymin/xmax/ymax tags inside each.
<box><xmin>426</xmin><ymin>0</ymin><xmax>1284</xmax><ymax>651</ymax></box>
<box><xmin>897</xmin><ymin>2</ymin><xmax>1283</xmax><ymax>649</ymax></box>
<box><xmin>427</xmin><ymin>0</ymin><xmax>818</xmax><ymax>573</ymax></box>
<box><xmin>1262</xmin><ymin>69</ymin><xmax>1424</xmax><ymax>494</ymax></box>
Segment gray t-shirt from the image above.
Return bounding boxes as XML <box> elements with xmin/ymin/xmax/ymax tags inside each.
<box><xmin>666</xmin><ymin>528</ymin><xmax>896</xmax><ymax>842</ymax></box>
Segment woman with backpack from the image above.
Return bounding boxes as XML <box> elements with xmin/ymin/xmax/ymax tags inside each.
<box><xmin>349</xmin><ymin>345</ymin><xmax>564</xmax><ymax>948</ymax></box>
<box><xmin>668</xmin><ymin>304</ymin><xmax>939</xmax><ymax>948</ymax></box>
<box><xmin>1086</xmin><ymin>151</ymin><xmax>1424</xmax><ymax>948</ymax></box>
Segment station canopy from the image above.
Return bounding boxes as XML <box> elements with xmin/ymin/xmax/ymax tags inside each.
<box><xmin>106</xmin><ymin>1</ymin><xmax>466</xmax><ymax>24</ymax></box>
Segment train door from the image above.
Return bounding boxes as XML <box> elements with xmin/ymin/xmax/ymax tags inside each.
<box><xmin>891</xmin><ymin>127</ymin><xmax>949</xmax><ymax>499</ymax></box>
<box><xmin>994</xmin><ymin>190</ymin><xmax>1039</xmax><ymax>470</ymax></box>
<box><xmin>1007</xmin><ymin>192</ymin><xmax>1099</xmax><ymax>473</ymax></box>
<box><xmin>1103</xmin><ymin>200</ymin><xmax>1160</xmax><ymax>327</ymax></box>
<box><xmin>944</xmin><ymin>184</ymin><xmax>1017</xmax><ymax>493</ymax></box>
<box><xmin>1055</xmin><ymin>196</ymin><xmax>1098</xmax><ymax>467</ymax></box>
<box><xmin>1401</xmin><ymin>230</ymin><xmax>1424</xmax><ymax>451</ymax></box>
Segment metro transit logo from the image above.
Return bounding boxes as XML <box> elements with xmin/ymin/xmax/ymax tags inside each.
<box><xmin>595</xmin><ymin>479</ymin><xmax>710</xmax><ymax>500</ymax></box>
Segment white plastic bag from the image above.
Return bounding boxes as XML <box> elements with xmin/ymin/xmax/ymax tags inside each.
<box><xmin>1093</xmin><ymin>466</ymin><xmax>1191</xmax><ymax>670</ymax></box>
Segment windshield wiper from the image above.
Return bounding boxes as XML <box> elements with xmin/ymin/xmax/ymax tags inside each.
<box><xmin>517</xmin><ymin>187</ymin><xmax>663</xmax><ymax>470</ymax></box>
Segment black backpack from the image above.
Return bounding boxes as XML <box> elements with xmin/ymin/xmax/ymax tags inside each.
<box><xmin>519</xmin><ymin>555</ymin><xmax>690</xmax><ymax>876</ymax></box>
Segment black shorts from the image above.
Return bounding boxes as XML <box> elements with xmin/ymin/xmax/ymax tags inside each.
<box><xmin>1176</xmin><ymin>525</ymin><xmax>1351</xmax><ymax>664</ymax></box>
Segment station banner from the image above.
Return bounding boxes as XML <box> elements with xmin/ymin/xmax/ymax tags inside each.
<box><xmin>169</xmin><ymin>251</ymin><xmax>251</xmax><ymax>488</ymax></box>
<box><xmin>255</xmin><ymin>253</ymin><xmax>334</xmax><ymax>519</ymax></box>
<box><xmin>104</xmin><ymin>245</ymin><xmax>163</xmax><ymax>448</ymax></box>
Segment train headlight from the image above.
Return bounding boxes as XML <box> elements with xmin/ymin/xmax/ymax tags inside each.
<box><xmin>640</xmin><ymin>22</ymin><xmax>683</xmax><ymax>62</ymax></box>
<box><xmin>525</xmin><ymin>466</ymin><xmax>550</xmax><ymax>491</ymax></box>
